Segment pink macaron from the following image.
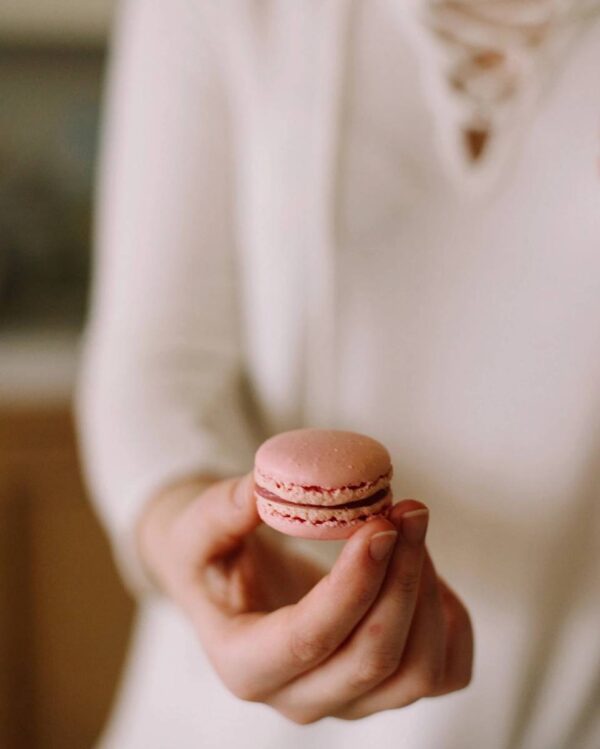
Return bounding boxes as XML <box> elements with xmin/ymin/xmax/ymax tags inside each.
<box><xmin>253</xmin><ymin>428</ymin><xmax>393</xmax><ymax>540</ymax></box>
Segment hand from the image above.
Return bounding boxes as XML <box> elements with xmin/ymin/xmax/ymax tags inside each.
<box><xmin>139</xmin><ymin>473</ymin><xmax>473</xmax><ymax>724</ymax></box>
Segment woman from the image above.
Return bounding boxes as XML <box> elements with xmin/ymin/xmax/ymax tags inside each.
<box><xmin>78</xmin><ymin>1</ymin><xmax>600</xmax><ymax>747</ymax></box>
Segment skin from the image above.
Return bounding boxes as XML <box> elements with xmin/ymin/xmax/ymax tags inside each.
<box><xmin>138</xmin><ymin>473</ymin><xmax>474</xmax><ymax>725</ymax></box>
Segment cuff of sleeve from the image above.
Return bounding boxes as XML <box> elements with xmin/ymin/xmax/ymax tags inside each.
<box><xmin>101</xmin><ymin>446</ymin><xmax>252</xmax><ymax>597</ymax></box>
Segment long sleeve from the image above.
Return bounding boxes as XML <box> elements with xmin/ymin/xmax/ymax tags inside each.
<box><xmin>76</xmin><ymin>0</ymin><xmax>258</xmax><ymax>592</ymax></box>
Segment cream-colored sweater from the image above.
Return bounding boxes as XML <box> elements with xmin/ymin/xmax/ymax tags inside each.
<box><xmin>78</xmin><ymin>2</ymin><xmax>600</xmax><ymax>747</ymax></box>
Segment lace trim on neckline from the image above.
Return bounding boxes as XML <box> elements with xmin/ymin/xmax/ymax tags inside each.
<box><xmin>397</xmin><ymin>0</ymin><xmax>600</xmax><ymax>191</ymax></box>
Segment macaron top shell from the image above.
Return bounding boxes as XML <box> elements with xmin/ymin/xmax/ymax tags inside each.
<box><xmin>254</xmin><ymin>428</ymin><xmax>391</xmax><ymax>492</ymax></box>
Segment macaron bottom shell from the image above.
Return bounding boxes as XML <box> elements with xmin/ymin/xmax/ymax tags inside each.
<box><xmin>256</xmin><ymin>493</ymin><xmax>393</xmax><ymax>540</ymax></box>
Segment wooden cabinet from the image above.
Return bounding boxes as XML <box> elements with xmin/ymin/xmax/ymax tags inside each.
<box><xmin>0</xmin><ymin>406</ymin><xmax>134</xmax><ymax>749</ymax></box>
<box><xmin>0</xmin><ymin>0</ymin><xmax>115</xmax><ymax>45</ymax></box>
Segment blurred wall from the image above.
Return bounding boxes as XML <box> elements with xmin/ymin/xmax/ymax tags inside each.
<box><xmin>2</xmin><ymin>1</ymin><xmax>115</xmax><ymax>46</ymax></box>
<box><xmin>0</xmin><ymin>5</ymin><xmax>135</xmax><ymax>749</ymax></box>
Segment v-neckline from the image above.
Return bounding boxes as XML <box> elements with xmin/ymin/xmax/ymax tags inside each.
<box><xmin>392</xmin><ymin>0</ymin><xmax>595</xmax><ymax>194</ymax></box>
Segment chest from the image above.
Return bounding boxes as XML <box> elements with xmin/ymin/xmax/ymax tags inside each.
<box><xmin>224</xmin><ymin>4</ymin><xmax>600</xmax><ymax>452</ymax></box>
<box><xmin>333</xmin><ymin>11</ymin><xmax>600</xmax><ymax>527</ymax></box>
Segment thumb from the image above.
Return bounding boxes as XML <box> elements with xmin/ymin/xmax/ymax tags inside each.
<box><xmin>190</xmin><ymin>472</ymin><xmax>261</xmax><ymax>561</ymax></box>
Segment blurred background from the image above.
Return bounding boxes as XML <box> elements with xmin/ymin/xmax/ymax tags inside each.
<box><xmin>0</xmin><ymin>3</ymin><xmax>135</xmax><ymax>748</ymax></box>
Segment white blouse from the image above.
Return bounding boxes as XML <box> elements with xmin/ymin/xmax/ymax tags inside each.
<box><xmin>78</xmin><ymin>2</ymin><xmax>600</xmax><ymax>747</ymax></box>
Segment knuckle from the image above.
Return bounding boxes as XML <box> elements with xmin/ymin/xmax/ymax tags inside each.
<box><xmin>423</xmin><ymin>575</ymin><xmax>440</xmax><ymax>603</ymax></box>
<box><xmin>411</xmin><ymin>668</ymin><xmax>441</xmax><ymax>698</ymax></box>
<box><xmin>444</xmin><ymin>589</ymin><xmax>473</xmax><ymax>631</ymax></box>
<box><xmin>220</xmin><ymin>669</ymin><xmax>265</xmax><ymax>703</ymax></box>
<box><xmin>335</xmin><ymin>706</ymin><xmax>369</xmax><ymax>722</ymax></box>
<box><xmin>353</xmin><ymin>584</ymin><xmax>378</xmax><ymax>611</ymax></box>
<box><xmin>391</xmin><ymin>571</ymin><xmax>421</xmax><ymax>601</ymax></box>
<box><xmin>349</xmin><ymin>651</ymin><xmax>399</xmax><ymax>690</ymax></box>
<box><xmin>431</xmin><ymin>653</ymin><xmax>446</xmax><ymax>685</ymax></box>
<box><xmin>450</xmin><ymin>663</ymin><xmax>473</xmax><ymax>692</ymax></box>
<box><xmin>454</xmin><ymin>672</ymin><xmax>473</xmax><ymax>691</ymax></box>
<box><xmin>289</xmin><ymin>630</ymin><xmax>332</xmax><ymax>667</ymax></box>
<box><xmin>326</xmin><ymin>570</ymin><xmax>374</xmax><ymax>612</ymax></box>
<box><xmin>278</xmin><ymin>706</ymin><xmax>323</xmax><ymax>725</ymax></box>
<box><xmin>223</xmin><ymin>676</ymin><xmax>260</xmax><ymax>702</ymax></box>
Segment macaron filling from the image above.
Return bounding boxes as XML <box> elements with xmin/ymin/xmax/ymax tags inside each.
<box><xmin>254</xmin><ymin>484</ymin><xmax>390</xmax><ymax>511</ymax></box>
<box><xmin>256</xmin><ymin>490</ymin><xmax>392</xmax><ymax>528</ymax></box>
<box><xmin>254</xmin><ymin>469</ymin><xmax>392</xmax><ymax>505</ymax></box>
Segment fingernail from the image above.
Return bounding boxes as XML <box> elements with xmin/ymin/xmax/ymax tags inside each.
<box><xmin>369</xmin><ymin>530</ymin><xmax>398</xmax><ymax>562</ymax></box>
<box><xmin>401</xmin><ymin>509</ymin><xmax>429</xmax><ymax>545</ymax></box>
